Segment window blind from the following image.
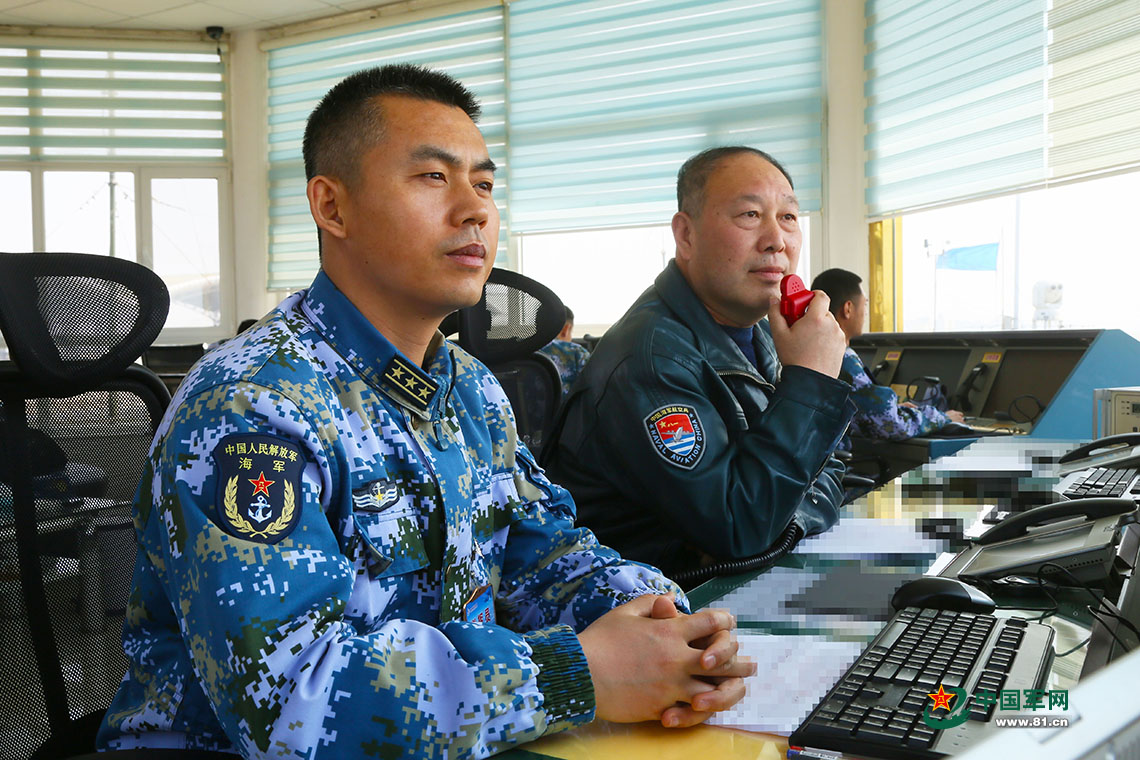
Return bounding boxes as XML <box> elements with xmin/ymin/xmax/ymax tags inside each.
<box><xmin>864</xmin><ymin>0</ymin><xmax>1048</xmax><ymax>218</ymax></box>
<box><xmin>0</xmin><ymin>40</ymin><xmax>225</xmax><ymax>160</ymax></box>
<box><xmin>264</xmin><ymin>5</ymin><xmax>507</xmax><ymax>291</ymax></box>
<box><xmin>1048</xmin><ymin>0</ymin><xmax>1140</xmax><ymax>181</ymax></box>
<box><xmin>507</xmin><ymin>0</ymin><xmax>824</xmax><ymax>233</ymax></box>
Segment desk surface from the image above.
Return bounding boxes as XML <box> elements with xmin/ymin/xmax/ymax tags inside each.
<box><xmin>510</xmin><ymin>436</ymin><xmax>1096</xmax><ymax>759</ymax></box>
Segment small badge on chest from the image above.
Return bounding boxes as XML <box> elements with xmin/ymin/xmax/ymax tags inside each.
<box><xmin>463</xmin><ymin>583</ymin><xmax>495</xmax><ymax>624</ymax></box>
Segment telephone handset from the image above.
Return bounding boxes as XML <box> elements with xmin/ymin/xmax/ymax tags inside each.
<box><xmin>952</xmin><ymin>362</ymin><xmax>987</xmax><ymax>413</ymax></box>
<box><xmin>779</xmin><ymin>274</ymin><xmax>814</xmax><ymax>326</ymax></box>
<box><xmin>1058</xmin><ymin>433</ymin><xmax>1140</xmax><ymax>467</ymax></box>
<box><xmin>1056</xmin><ymin>433</ymin><xmax>1140</xmax><ymax>478</ymax></box>
<box><xmin>974</xmin><ymin>497</ymin><xmax>1136</xmax><ymax>545</ymax></box>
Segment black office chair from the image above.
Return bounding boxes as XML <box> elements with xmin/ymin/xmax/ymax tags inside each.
<box><xmin>441</xmin><ymin>269</ymin><xmax>565</xmax><ymax>456</ymax></box>
<box><xmin>0</xmin><ymin>252</ymin><xmax>186</xmax><ymax>759</ymax></box>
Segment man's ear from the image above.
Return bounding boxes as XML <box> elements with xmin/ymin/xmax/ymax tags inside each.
<box><xmin>842</xmin><ymin>299</ymin><xmax>854</xmax><ymax>320</ymax></box>
<box><xmin>672</xmin><ymin>211</ymin><xmax>694</xmax><ymax>263</ymax></box>
<box><xmin>307</xmin><ymin>175</ymin><xmax>349</xmax><ymax>243</ymax></box>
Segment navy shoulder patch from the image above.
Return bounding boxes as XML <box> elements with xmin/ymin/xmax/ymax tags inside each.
<box><xmin>212</xmin><ymin>434</ymin><xmax>304</xmax><ymax>544</ymax></box>
<box><xmin>645</xmin><ymin>405</ymin><xmax>705</xmax><ymax>470</ymax></box>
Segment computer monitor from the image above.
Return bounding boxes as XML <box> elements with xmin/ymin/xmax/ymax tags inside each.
<box><xmin>891</xmin><ymin>347</ymin><xmax>971</xmax><ymax>397</ymax></box>
<box><xmin>980</xmin><ymin>347</ymin><xmax>1084</xmax><ymax>422</ymax></box>
<box><xmin>953</xmin><ymin>646</ymin><xmax>1140</xmax><ymax>759</ymax></box>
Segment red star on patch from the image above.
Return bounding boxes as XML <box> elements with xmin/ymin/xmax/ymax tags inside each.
<box><xmin>928</xmin><ymin>684</ymin><xmax>957</xmax><ymax>711</ymax></box>
<box><xmin>249</xmin><ymin>472</ymin><xmax>275</xmax><ymax>496</ymax></box>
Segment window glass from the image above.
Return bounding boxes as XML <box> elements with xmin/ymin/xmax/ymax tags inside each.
<box><xmin>0</xmin><ymin>171</ymin><xmax>32</xmax><ymax>251</ymax></box>
<box><xmin>519</xmin><ymin>226</ymin><xmax>673</xmax><ymax>335</ymax></box>
<box><xmin>43</xmin><ymin>171</ymin><xmax>136</xmax><ymax>259</ymax></box>
<box><xmin>899</xmin><ymin>171</ymin><xmax>1140</xmax><ymax>338</ymax></box>
<box><xmin>151</xmin><ymin>177</ymin><xmax>220</xmax><ymax>328</ymax></box>
<box><xmin>518</xmin><ymin>217</ymin><xmax>812</xmax><ymax>335</ymax></box>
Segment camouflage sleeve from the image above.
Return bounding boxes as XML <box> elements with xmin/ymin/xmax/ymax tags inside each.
<box><xmin>841</xmin><ymin>349</ymin><xmax>949</xmax><ymax>440</ymax></box>
<box><xmin>494</xmin><ymin>444</ymin><xmax>689</xmax><ymax>632</ymax></box>
<box><xmin>139</xmin><ymin>381</ymin><xmax>593</xmax><ymax>758</ymax></box>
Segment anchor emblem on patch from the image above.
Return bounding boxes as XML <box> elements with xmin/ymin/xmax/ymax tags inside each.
<box><xmin>212</xmin><ymin>435</ymin><xmax>305</xmax><ymax>545</ymax></box>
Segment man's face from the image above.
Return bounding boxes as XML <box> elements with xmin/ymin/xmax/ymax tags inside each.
<box><xmin>334</xmin><ymin>94</ymin><xmax>499</xmax><ymax>320</ymax></box>
<box><xmin>673</xmin><ymin>153</ymin><xmax>801</xmax><ymax>327</ymax></box>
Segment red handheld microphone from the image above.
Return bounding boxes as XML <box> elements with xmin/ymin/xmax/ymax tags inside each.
<box><xmin>779</xmin><ymin>274</ymin><xmax>814</xmax><ymax>326</ymax></box>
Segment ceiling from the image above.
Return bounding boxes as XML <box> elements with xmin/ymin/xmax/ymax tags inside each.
<box><xmin>0</xmin><ymin>0</ymin><xmax>403</xmax><ymax>32</ymax></box>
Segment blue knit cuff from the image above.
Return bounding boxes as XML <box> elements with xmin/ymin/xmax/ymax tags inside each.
<box><xmin>524</xmin><ymin>624</ymin><xmax>596</xmax><ymax>735</ymax></box>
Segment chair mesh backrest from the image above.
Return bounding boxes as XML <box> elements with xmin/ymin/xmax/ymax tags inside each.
<box><xmin>0</xmin><ymin>369</ymin><xmax>169</xmax><ymax>758</ymax></box>
<box><xmin>493</xmin><ymin>355</ymin><xmax>562</xmax><ymax>456</ymax></box>
<box><xmin>0</xmin><ymin>253</ymin><xmax>169</xmax><ymax>396</ymax></box>
<box><xmin>456</xmin><ymin>269</ymin><xmax>565</xmax><ymax>365</ymax></box>
<box><xmin>0</xmin><ymin>253</ymin><xmax>171</xmax><ymax>758</ymax></box>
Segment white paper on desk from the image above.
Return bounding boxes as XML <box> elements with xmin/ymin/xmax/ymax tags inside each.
<box><xmin>706</xmin><ymin>633</ymin><xmax>863</xmax><ymax>735</ymax></box>
<box><xmin>796</xmin><ymin>518</ymin><xmax>941</xmax><ymax>559</ymax></box>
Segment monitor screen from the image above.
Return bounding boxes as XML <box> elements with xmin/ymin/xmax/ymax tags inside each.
<box><xmin>980</xmin><ymin>348</ymin><xmax>1083</xmax><ymax>421</ymax></box>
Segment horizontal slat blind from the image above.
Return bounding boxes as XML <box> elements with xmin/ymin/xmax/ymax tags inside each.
<box><xmin>0</xmin><ymin>43</ymin><xmax>225</xmax><ymax>160</ymax></box>
<box><xmin>1048</xmin><ymin>0</ymin><xmax>1140</xmax><ymax>180</ymax></box>
<box><xmin>265</xmin><ymin>6</ymin><xmax>507</xmax><ymax>291</ymax></box>
<box><xmin>864</xmin><ymin>0</ymin><xmax>1048</xmax><ymax>217</ymax></box>
<box><xmin>507</xmin><ymin>0</ymin><xmax>823</xmax><ymax>233</ymax></box>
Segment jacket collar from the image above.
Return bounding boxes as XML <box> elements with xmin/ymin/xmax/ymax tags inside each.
<box><xmin>301</xmin><ymin>270</ymin><xmax>449</xmax><ymax>420</ymax></box>
<box><xmin>653</xmin><ymin>259</ymin><xmax>780</xmax><ymax>382</ymax></box>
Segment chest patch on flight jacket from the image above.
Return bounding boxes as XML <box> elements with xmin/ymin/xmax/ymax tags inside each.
<box><xmin>645</xmin><ymin>404</ymin><xmax>705</xmax><ymax>469</ymax></box>
<box><xmin>212</xmin><ymin>434</ymin><xmax>304</xmax><ymax>544</ymax></box>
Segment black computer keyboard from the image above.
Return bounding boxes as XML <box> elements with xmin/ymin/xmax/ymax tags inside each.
<box><xmin>789</xmin><ymin>607</ymin><xmax>1055</xmax><ymax>759</ymax></box>
<box><xmin>1061</xmin><ymin>466</ymin><xmax>1139</xmax><ymax>499</ymax></box>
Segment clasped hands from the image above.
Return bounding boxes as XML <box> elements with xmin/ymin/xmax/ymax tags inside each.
<box><xmin>577</xmin><ymin>594</ymin><xmax>755</xmax><ymax>728</ymax></box>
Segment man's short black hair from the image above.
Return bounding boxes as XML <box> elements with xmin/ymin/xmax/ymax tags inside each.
<box><xmin>563</xmin><ymin>305</ymin><xmax>574</xmax><ymax>324</ymax></box>
<box><xmin>811</xmin><ymin>268</ymin><xmax>863</xmax><ymax>317</ymax></box>
<box><xmin>676</xmin><ymin>146</ymin><xmax>794</xmax><ymax>216</ymax></box>
<box><xmin>302</xmin><ymin>63</ymin><xmax>481</xmax><ymax>186</ymax></box>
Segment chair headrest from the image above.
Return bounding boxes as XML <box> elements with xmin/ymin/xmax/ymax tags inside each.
<box><xmin>455</xmin><ymin>269</ymin><xmax>566</xmax><ymax>364</ymax></box>
<box><xmin>0</xmin><ymin>252</ymin><xmax>170</xmax><ymax>396</ymax></box>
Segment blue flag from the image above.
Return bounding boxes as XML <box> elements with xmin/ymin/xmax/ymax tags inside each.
<box><xmin>936</xmin><ymin>243</ymin><xmax>998</xmax><ymax>271</ymax></box>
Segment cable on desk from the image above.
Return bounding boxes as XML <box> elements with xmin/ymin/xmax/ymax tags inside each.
<box><xmin>1056</xmin><ymin>636</ymin><xmax>1092</xmax><ymax>658</ymax></box>
<box><xmin>1036</xmin><ymin>561</ymin><xmax>1139</xmax><ymax>653</ymax></box>
<box><xmin>672</xmin><ymin>522</ymin><xmax>803</xmax><ymax>587</ymax></box>
<box><xmin>1007</xmin><ymin>394</ymin><xmax>1045</xmax><ymax>424</ymax></box>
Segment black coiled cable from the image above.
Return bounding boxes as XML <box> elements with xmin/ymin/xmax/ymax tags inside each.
<box><xmin>672</xmin><ymin>522</ymin><xmax>805</xmax><ymax>587</ymax></box>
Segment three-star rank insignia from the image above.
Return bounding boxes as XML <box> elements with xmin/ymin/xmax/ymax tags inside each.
<box><xmin>381</xmin><ymin>354</ymin><xmax>438</xmax><ymax>415</ymax></box>
<box><xmin>645</xmin><ymin>404</ymin><xmax>705</xmax><ymax>469</ymax></box>
<box><xmin>212</xmin><ymin>434</ymin><xmax>304</xmax><ymax>544</ymax></box>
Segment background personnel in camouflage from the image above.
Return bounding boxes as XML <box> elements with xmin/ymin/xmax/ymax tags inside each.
<box><xmin>538</xmin><ymin>305</ymin><xmax>592</xmax><ymax>400</ymax></box>
<box><xmin>809</xmin><ymin>268</ymin><xmax>965</xmax><ymax>447</ymax></box>
<box><xmin>98</xmin><ymin>64</ymin><xmax>753</xmax><ymax>758</ymax></box>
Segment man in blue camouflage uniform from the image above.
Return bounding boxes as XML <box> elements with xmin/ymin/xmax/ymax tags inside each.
<box><xmin>810</xmin><ymin>268</ymin><xmax>964</xmax><ymax>447</ymax></box>
<box><xmin>538</xmin><ymin>305</ymin><xmax>591</xmax><ymax>399</ymax></box>
<box><xmin>99</xmin><ymin>65</ymin><xmax>752</xmax><ymax>758</ymax></box>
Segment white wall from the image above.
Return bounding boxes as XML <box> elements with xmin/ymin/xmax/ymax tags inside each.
<box><xmin>822</xmin><ymin>0</ymin><xmax>868</xmax><ymax>282</ymax></box>
<box><xmin>229</xmin><ymin>29</ymin><xmax>279</xmax><ymax>321</ymax></box>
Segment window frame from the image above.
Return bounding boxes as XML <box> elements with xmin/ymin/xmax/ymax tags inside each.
<box><xmin>3</xmin><ymin>159</ymin><xmax>234</xmax><ymax>345</ymax></box>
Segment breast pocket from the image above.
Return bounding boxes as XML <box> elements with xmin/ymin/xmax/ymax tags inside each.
<box><xmin>470</xmin><ymin>471</ymin><xmax>527</xmax><ymax>564</ymax></box>
<box><xmin>352</xmin><ymin>505</ymin><xmax>430</xmax><ymax>578</ymax></box>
